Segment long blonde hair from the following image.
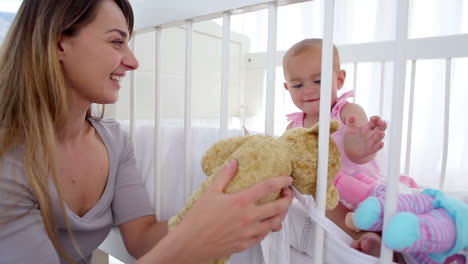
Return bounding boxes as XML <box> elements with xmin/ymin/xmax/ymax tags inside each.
<box><xmin>0</xmin><ymin>0</ymin><xmax>133</xmax><ymax>262</ymax></box>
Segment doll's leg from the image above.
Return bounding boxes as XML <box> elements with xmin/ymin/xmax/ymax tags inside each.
<box><xmin>409</xmin><ymin>253</ymin><xmax>444</xmax><ymax>264</ymax></box>
<box><xmin>352</xmin><ymin>191</ymin><xmax>439</xmax><ymax>231</ymax></box>
<box><xmin>353</xmin><ymin>172</ymin><xmax>380</xmax><ymax>186</ymax></box>
<box><xmin>383</xmin><ymin>208</ymin><xmax>456</xmax><ymax>254</ymax></box>
<box><xmin>334</xmin><ymin>171</ymin><xmax>378</xmax><ymax>208</ymax></box>
<box><xmin>408</xmin><ymin>252</ymin><xmax>466</xmax><ymax>264</ymax></box>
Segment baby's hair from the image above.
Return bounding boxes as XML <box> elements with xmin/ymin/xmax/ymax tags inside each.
<box><xmin>283</xmin><ymin>38</ymin><xmax>341</xmax><ymax>72</ymax></box>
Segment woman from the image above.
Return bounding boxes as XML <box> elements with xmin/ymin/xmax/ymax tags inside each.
<box><xmin>0</xmin><ymin>0</ymin><xmax>294</xmax><ymax>263</ymax></box>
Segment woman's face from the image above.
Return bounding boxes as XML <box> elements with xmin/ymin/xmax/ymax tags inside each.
<box><xmin>59</xmin><ymin>0</ymin><xmax>139</xmax><ymax>106</ymax></box>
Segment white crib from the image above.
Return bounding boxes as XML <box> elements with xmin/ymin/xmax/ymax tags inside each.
<box><xmin>99</xmin><ymin>0</ymin><xmax>468</xmax><ymax>263</ymax></box>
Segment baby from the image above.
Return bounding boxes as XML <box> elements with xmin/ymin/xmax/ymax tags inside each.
<box><xmin>283</xmin><ymin>38</ymin><xmax>467</xmax><ymax>263</ymax></box>
<box><xmin>282</xmin><ymin>38</ymin><xmax>386</xmax><ymax>241</ymax></box>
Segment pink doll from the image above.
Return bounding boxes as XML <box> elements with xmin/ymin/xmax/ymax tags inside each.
<box><xmin>334</xmin><ymin>172</ymin><xmax>468</xmax><ymax>264</ymax></box>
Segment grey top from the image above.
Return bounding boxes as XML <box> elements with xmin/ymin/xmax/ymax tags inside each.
<box><xmin>0</xmin><ymin>119</ymin><xmax>154</xmax><ymax>264</ymax></box>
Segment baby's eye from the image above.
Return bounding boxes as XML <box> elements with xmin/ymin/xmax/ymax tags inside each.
<box><xmin>314</xmin><ymin>80</ymin><xmax>321</xmax><ymax>85</ymax></box>
<box><xmin>292</xmin><ymin>84</ymin><xmax>303</xmax><ymax>88</ymax></box>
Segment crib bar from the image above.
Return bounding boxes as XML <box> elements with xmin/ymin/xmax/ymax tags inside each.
<box><xmin>154</xmin><ymin>27</ymin><xmax>163</xmax><ymax>217</ymax></box>
<box><xmin>220</xmin><ymin>12</ymin><xmax>231</xmax><ymax>139</ymax></box>
<box><xmin>379</xmin><ymin>61</ymin><xmax>385</xmax><ymax>117</ymax></box>
<box><xmin>133</xmin><ymin>0</ymin><xmax>311</xmax><ymax>31</ymax></box>
<box><xmin>352</xmin><ymin>62</ymin><xmax>357</xmax><ymax>103</ymax></box>
<box><xmin>338</xmin><ymin>34</ymin><xmax>468</xmax><ymax>63</ymax></box>
<box><xmin>314</xmin><ymin>0</ymin><xmax>335</xmax><ymax>263</ymax></box>
<box><xmin>380</xmin><ymin>0</ymin><xmax>410</xmax><ymax>263</ymax></box>
<box><xmin>404</xmin><ymin>60</ymin><xmax>416</xmax><ymax>175</ymax></box>
<box><xmin>439</xmin><ymin>58</ymin><xmax>452</xmax><ymax>190</ymax></box>
<box><xmin>239</xmin><ymin>44</ymin><xmax>247</xmax><ymax>129</ymax></box>
<box><xmin>130</xmin><ymin>38</ymin><xmax>137</xmax><ymax>148</ymax></box>
<box><xmin>184</xmin><ymin>21</ymin><xmax>193</xmax><ymax>201</ymax></box>
<box><xmin>265</xmin><ymin>2</ymin><xmax>278</xmax><ymax>136</ymax></box>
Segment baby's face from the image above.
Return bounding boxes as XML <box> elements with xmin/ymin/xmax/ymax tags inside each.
<box><xmin>283</xmin><ymin>47</ymin><xmax>342</xmax><ymax>116</ymax></box>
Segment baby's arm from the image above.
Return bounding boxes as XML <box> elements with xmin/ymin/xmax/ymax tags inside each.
<box><xmin>341</xmin><ymin>103</ymin><xmax>387</xmax><ymax>164</ymax></box>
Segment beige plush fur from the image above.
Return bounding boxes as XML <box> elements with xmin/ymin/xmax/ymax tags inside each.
<box><xmin>168</xmin><ymin>120</ymin><xmax>341</xmax><ymax>264</ymax></box>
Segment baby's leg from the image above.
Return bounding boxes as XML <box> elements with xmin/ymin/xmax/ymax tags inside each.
<box><xmin>384</xmin><ymin>208</ymin><xmax>456</xmax><ymax>254</ymax></box>
<box><xmin>352</xmin><ymin>232</ymin><xmax>459</xmax><ymax>264</ymax></box>
<box><xmin>352</xmin><ymin>232</ymin><xmax>382</xmax><ymax>257</ymax></box>
<box><xmin>352</xmin><ymin>232</ymin><xmax>407</xmax><ymax>263</ymax></box>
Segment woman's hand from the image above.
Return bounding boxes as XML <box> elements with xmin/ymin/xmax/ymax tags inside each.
<box><xmin>175</xmin><ymin>160</ymin><xmax>294</xmax><ymax>263</ymax></box>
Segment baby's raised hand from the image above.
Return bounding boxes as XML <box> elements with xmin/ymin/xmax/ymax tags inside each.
<box><xmin>343</xmin><ymin>115</ymin><xmax>387</xmax><ymax>164</ymax></box>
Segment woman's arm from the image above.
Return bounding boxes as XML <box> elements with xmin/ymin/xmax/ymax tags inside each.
<box><xmin>0</xmin><ymin>156</ymin><xmax>61</xmax><ymax>263</ymax></box>
<box><xmin>118</xmin><ymin>216</ymin><xmax>168</xmax><ymax>258</ymax></box>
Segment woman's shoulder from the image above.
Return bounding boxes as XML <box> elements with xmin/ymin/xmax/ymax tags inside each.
<box><xmin>0</xmin><ymin>145</ymin><xmax>32</xmax><ymax>196</ymax></box>
<box><xmin>89</xmin><ymin>117</ymin><xmax>122</xmax><ymax>131</ymax></box>
<box><xmin>1</xmin><ymin>145</ymin><xmax>26</xmax><ymax>171</ymax></box>
<box><xmin>88</xmin><ymin>118</ymin><xmax>132</xmax><ymax>155</ymax></box>
<box><xmin>89</xmin><ymin>118</ymin><xmax>128</xmax><ymax>140</ymax></box>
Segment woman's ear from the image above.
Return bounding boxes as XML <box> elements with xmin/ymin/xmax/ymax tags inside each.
<box><xmin>57</xmin><ymin>35</ymin><xmax>68</xmax><ymax>61</ymax></box>
<box><xmin>337</xmin><ymin>69</ymin><xmax>346</xmax><ymax>89</ymax></box>
<box><xmin>283</xmin><ymin>82</ymin><xmax>289</xmax><ymax>90</ymax></box>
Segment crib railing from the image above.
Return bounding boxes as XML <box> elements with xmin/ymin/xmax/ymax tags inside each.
<box><xmin>101</xmin><ymin>0</ymin><xmax>468</xmax><ymax>263</ymax></box>
<box><xmin>129</xmin><ymin>1</ymin><xmax>341</xmax><ymax>262</ymax></box>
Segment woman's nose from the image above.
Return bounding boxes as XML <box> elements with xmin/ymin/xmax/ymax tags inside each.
<box><xmin>122</xmin><ymin>47</ymin><xmax>139</xmax><ymax>70</ymax></box>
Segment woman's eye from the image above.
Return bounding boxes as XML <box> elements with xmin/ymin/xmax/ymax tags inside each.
<box><xmin>314</xmin><ymin>80</ymin><xmax>321</xmax><ymax>85</ymax></box>
<box><xmin>292</xmin><ymin>84</ymin><xmax>303</xmax><ymax>88</ymax></box>
<box><xmin>112</xmin><ymin>40</ymin><xmax>124</xmax><ymax>48</ymax></box>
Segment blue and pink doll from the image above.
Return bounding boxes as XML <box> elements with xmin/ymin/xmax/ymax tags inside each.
<box><xmin>334</xmin><ymin>171</ymin><xmax>468</xmax><ymax>264</ymax></box>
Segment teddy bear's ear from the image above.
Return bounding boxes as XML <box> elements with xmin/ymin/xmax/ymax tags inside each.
<box><xmin>242</xmin><ymin>126</ymin><xmax>250</xmax><ymax>136</ymax></box>
<box><xmin>307</xmin><ymin>120</ymin><xmax>339</xmax><ymax>135</ymax></box>
<box><xmin>309</xmin><ymin>122</ymin><xmax>320</xmax><ymax>134</ymax></box>
<box><xmin>329</xmin><ymin>119</ymin><xmax>339</xmax><ymax>133</ymax></box>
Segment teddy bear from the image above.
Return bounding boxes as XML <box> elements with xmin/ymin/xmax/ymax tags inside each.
<box><xmin>168</xmin><ymin>120</ymin><xmax>342</xmax><ymax>264</ymax></box>
<box><xmin>335</xmin><ymin>171</ymin><xmax>468</xmax><ymax>263</ymax></box>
